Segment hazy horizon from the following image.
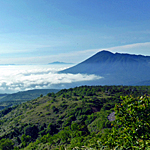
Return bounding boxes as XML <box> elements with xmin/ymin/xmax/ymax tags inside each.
<box><xmin>0</xmin><ymin>1</ymin><xmax>150</xmax><ymax>65</ymax></box>
<box><xmin>0</xmin><ymin>1</ymin><xmax>150</xmax><ymax>92</ymax></box>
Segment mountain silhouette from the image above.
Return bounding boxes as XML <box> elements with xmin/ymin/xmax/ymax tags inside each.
<box><xmin>60</xmin><ymin>50</ymin><xmax>150</xmax><ymax>85</ymax></box>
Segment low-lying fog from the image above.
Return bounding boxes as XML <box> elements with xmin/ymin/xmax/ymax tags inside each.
<box><xmin>0</xmin><ymin>65</ymin><xmax>102</xmax><ymax>93</ymax></box>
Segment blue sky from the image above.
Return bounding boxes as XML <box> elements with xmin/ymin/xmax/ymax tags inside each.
<box><xmin>0</xmin><ymin>0</ymin><xmax>150</xmax><ymax>64</ymax></box>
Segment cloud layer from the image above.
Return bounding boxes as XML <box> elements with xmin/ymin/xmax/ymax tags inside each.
<box><xmin>0</xmin><ymin>65</ymin><xmax>102</xmax><ymax>93</ymax></box>
<box><xmin>108</xmin><ymin>42</ymin><xmax>150</xmax><ymax>56</ymax></box>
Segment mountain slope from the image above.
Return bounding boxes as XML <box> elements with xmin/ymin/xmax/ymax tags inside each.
<box><xmin>0</xmin><ymin>89</ymin><xmax>59</xmax><ymax>102</ymax></box>
<box><xmin>0</xmin><ymin>85</ymin><xmax>150</xmax><ymax>149</ymax></box>
<box><xmin>0</xmin><ymin>89</ymin><xmax>60</xmax><ymax>110</ymax></box>
<box><xmin>60</xmin><ymin>50</ymin><xmax>150</xmax><ymax>85</ymax></box>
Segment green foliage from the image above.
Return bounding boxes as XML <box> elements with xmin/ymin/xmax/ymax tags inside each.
<box><xmin>46</xmin><ymin>123</ymin><xmax>58</xmax><ymax>135</ymax></box>
<box><xmin>24</xmin><ymin>124</ymin><xmax>39</xmax><ymax>139</ymax></box>
<box><xmin>0</xmin><ymin>106</ymin><xmax>17</xmax><ymax>118</ymax></box>
<box><xmin>0</xmin><ymin>138</ymin><xmax>14</xmax><ymax>150</ymax></box>
<box><xmin>40</xmin><ymin>133</ymin><xmax>53</xmax><ymax>144</ymax></box>
<box><xmin>0</xmin><ymin>89</ymin><xmax>59</xmax><ymax>110</ymax></box>
<box><xmin>21</xmin><ymin>134</ymin><xmax>31</xmax><ymax>147</ymax></box>
<box><xmin>40</xmin><ymin>94</ymin><xmax>43</xmax><ymax>97</ymax></box>
<box><xmin>0</xmin><ymin>86</ymin><xmax>150</xmax><ymax>149</ymax></box>
<box><xmin>104</xmin><ymin>95</ymin><xmax>150</xmax><ymax>149</ymax></box>
<box><xmin>59</xmin><ymin>128</ymin><xmax>71</xmax><ymax>143</ymax></box>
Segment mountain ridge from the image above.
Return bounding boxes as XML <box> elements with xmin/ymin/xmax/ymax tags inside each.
<box><xmin>0</xmin><ymin>89</ymin><xmax>60</xmax><ymax>110</ymax></box>
<box><xmin>60</xmin><ymin>50</ymin><xmax>150</xmax><ymax>85</ymax></box>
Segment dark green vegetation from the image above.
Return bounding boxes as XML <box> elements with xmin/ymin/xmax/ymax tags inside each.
<box><xmin>60</xmin><ymin>50</ymin><xmax>150</xmax><ymax>85</ymax></box>
<box><xmin>0</xmin><ymin>86</ymin><xmax>150</xmax><ymax>149</ymax></box>
<box><xmin>103</xmin><ymin>95</ymin><xmax>150</xmax><ymax>149</ymax></box>
<box><xmin>0</xmin><ymin>89</ymin><xmax>59</xmax><ymax>110</ymax></box>
<box><xmin>0</xmin><ymin>94</ymin><xmax>9</xmax><ymax>110</ymax></box>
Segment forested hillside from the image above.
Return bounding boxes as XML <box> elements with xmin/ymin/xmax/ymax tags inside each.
<box><xmin>0</xmin><ymin>89</ymin><xmax>59</xmax><ymax>111</ymax></box>
<box><xmin>0</xmin><ymin>86</ymin><xmax>150</xmax><ymax>149</ymax></box>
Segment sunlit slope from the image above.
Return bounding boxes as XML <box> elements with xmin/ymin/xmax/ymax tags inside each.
<box><xmin>0</xmin><ymin>86</ymin><xmax>150</xmax><ymax>149</ymax></box>
<box><xmin>0</xmin><ymin>89</ymin><xmax>60</xmax><ymax>110</ymax></box>
<box><xmin>0</xmin><ymin>86</ymin><xmax>150</xmax><ymax>147</ymax></box>
<box><xmin>0</xmin><ymin>89</ymin><xmax>59</xmax><ymax>102</ymax></box>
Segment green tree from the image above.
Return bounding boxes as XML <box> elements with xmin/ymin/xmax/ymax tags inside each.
<box><xmin>0</xmin><ymin>138</ymin><xmax>14</xmax><ymax>150</ymax></box>
<box><xmin>21</xmin><ymin>134</ymin><xmax>31</xmax><ymax>147</ymax></box>
<box><xmin>46</xmin><ymin>123</ymin><xmax>58</xmax><ymax>135</ymax></box>
<box><xmin>24</xmin><ymin>124</ymin><xmax>39</xmax><ymax>139</ymax></box>
<box><xmin>104</xmin><ymin>95</ymin><xmax>150</xmax><ymax>149</ymax></box>
<box><xmin>59</xmin><ymin>127</ymin><xmax>71</xmax><ymax>143</ymax></box>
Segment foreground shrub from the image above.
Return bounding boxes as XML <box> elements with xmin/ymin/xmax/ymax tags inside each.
<box><xmin>104</xmin><ymin>95</ymin><xmax>150</xmax><ymax>149</ymax></box>
<box><xmin>0</xmin><ymin>138</ymin><xmax>14</xmax><ymax>150</ymax></box>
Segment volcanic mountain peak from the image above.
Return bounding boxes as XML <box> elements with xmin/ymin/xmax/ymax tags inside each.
<box><xmin>60</xmin><ymin>50</ymin><xmax>150</xmax><ymax>85</ymax></box>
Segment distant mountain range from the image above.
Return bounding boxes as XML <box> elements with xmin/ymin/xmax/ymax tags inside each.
<box><xmin>49</xmin><ymin>61</ymin><xmax>73</xmax><ymax>65</ymax></box>
<box><xmin>60</xmin><ymin>50</ymin><xmax>150</xmax><ymax>85</ymax></box>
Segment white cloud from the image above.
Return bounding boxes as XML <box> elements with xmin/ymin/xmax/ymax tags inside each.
<box><xmin>24</xmin><ymin>42</ymin><xmax>150</xmax><ymax>63</ymax></box>
<box><xmin>0</xmin><ymin>48</ymin><xmax>100</xmax><ymax>64</ymax></box>
<box><xmin>0</xmin><ymin>65</ymin><xmax>102</xmax><ymax>93</ymax></box>
<box><xmin>0</xmin><ymin>44</ymin><xmax>52</xmax><ymax>54</ymax></box>
<box><xmin>107</xmin><ymin>42</ymin><xmax>150</xmax><ymax>56</ymax></box>
<box><xmin>0</xmin><ymin>33</ymin><xmax>67</xmax><ymax>54</ymax></box>
<box><xmin>1</xmin><ymin>42</ymin><xmax>150</xmax><ymax>65</ymax></box>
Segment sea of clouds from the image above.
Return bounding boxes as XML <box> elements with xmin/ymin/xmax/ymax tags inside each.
<box><xmin>0</xmin><ymin>65</ymin><xmax>102</xmax><ymax>93</ymax></box>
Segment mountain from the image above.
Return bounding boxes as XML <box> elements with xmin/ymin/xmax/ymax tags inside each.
<box><xmin>60</xmin><ymin>50</ymin><xmax>150</xmax><ymax>85</ymax></box>
<box><xmin>48</xmin><ymin>61</ymin><xmax>73</xmax><ymax>65</ymax></box>
<box><xmin>0</xmin><ymin>89</ymin><xmax>60</xmax><ymax>102</ymax></box>
<box><xmin>0</xmin><ymin>85</ymin><xmax>149</xmax><ymax>149</ymax></box>
<box><xmin>0</xmin><ymin>89</ymin><xmax>60</xmax><ymax>110</ymax></box>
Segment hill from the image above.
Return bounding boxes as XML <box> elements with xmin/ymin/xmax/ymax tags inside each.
<box><xmin>0</xmin><ymin>89</ymin><xmax>59</xmax><ymax>110</ymax></box>
<box><xmin>0</xmin><ymin>85</ymin><xmax>150</xmax><ymax>149</ymax></box>
<box><xmin>48</xmin><ymin>61</ymin><xmax>73</xmax><ymax>65</ymax></box>
<box><xmin>60</xmin><ymin>50</ymin><xmax>150</xmax><ymax>85</ymax></box>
